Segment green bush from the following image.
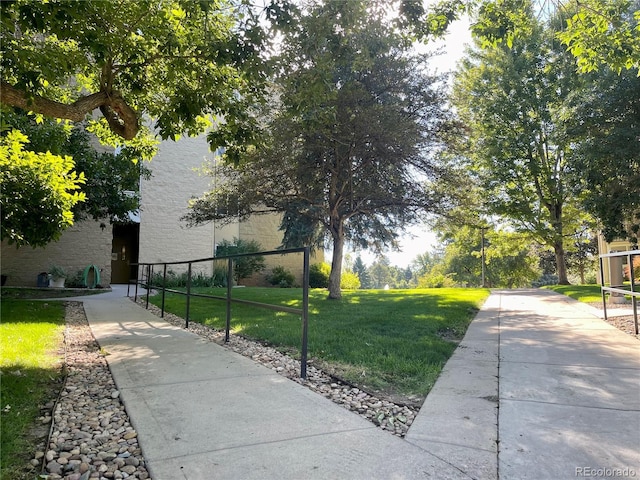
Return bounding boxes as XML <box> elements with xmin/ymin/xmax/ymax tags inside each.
<box><xmin>267</xmin><ymin>266</ymin><xmax>296</xmax><ymax>288</ymax></box>
<box><xmin>149</xmin><ymin>269</ymin><xmax>226</xmax><ymax>288</ymax></box>
<box><xmin>340</xmin><ymin>271</ymin><xmax>361</xmax><ymax>290</ymax></box>
<box><xmin>417</xmin><ymin>272</ymin><xmax>457</xmax><ymax>288</ymax></box>
<box><xmin>309</xmin><ymin>262</ymin><xmax>330</xmax><ymax>288</ymax></box>
<box><xmin>216</xmin><ymin>238</ymin><xmax>266</xmax><ymax>284</ymax></box>
<box><xmin>65</xmin><ymin>270</ymin><xmax>85</xmax><ymax>288</ymax></box>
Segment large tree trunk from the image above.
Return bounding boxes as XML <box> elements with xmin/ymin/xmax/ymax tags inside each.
<box><xmin>328</xmin><ymin>221</ymin><xmax>345</xmax><ymax>300</ymax></box>
<box><xmin>548</xmin><ymin>201</ymin><xmax>570</xmax><ymax>285</ymax></box>
<box><xmin>554</xmin><ymin>240</ymin><xmax>570</xmax><ymax>285</ymax></box>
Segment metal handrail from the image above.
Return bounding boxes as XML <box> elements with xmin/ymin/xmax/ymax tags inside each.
<box><xmin>129</xmin><ymin>247</ymin><xmax>311</xmax><ymax>378</ymax></box>
<box><xmin>599</xmin><ymin>249</ymin><xmax>639</xmax><ymax>334</ymax></box>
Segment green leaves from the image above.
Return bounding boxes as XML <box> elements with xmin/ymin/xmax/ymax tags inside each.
<box><xmin>0</xmin><ymin>129</ymin><xmax>85</xmax><ymax>247</ymax></box>
<box><xmin>1</xmin><ymin>0</ymin><xmax>269</xmax><ymax>146</ymax></box>
<box><xmin>556</xmin><ymin>0</ymin><xmax>640</xmax><ymax>74</ymax></box>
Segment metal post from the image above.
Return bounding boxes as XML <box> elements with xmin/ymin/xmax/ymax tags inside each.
<box><xmin>628</xmin><ymin>252</ymin><xmax>638</xmax><ymax>335</ymax></box>
<box><xmin>225</xmin><ymin>258</ymin><xmax>232</xmax><ymax>343</ymax></box>
<box><xmin>600</xmin><ymin>256</ymin><xmax>608</xmax><ymax>321</ymax></box>
<box><xmin>185</xmin><ymin>262</ymin><xmax>192</xmax><ymax>329</ymax></box>
<box><xmin>300</xmin><ymin>247</ymin><xmax>310</xmax><ymax>379</ymax></box>
<box><xmin>134</xmin><ymin>265</ymin><xmax>139</xmax><ymax>301</ymax></box>
<box><xmin>145</xmin><ymin>264</ymin><xmax>151</xmax><ymax>309</ymax></box>
<box><xmin>161</xmin><ymin>264</ymin><xmax>167</xmax><ymax>318</ymax></box>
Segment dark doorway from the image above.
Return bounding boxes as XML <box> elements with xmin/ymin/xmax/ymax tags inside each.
<box><xmin>111</xmin><ymin>223</ymin><xmax>140</xmax><ymax>283</ymax></box>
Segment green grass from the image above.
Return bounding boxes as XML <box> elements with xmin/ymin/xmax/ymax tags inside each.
<box><xmin>150</xmin><ymin>287</ymin><xmax>490</xmax><ymax>401</ymax></box>
<box><xmin>0</xmin><ymin>300</ymin><xmax>66</xmax><ymax>480</ymax></box>
<box><xmin>1</xmin><ymin>287</ymin><xmax>107</xmax><ymax>300</ymax></box>
<box><xmin>543</xmin><ymin>284</ymin><xmax>604</xmax><ymax>303</ymax></box>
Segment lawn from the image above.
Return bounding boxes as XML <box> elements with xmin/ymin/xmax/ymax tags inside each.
<box><xmin>544</xmin><ymin>284</ymin><xmax>603</xmax><ymax>303</ymax></box>
<box><xmin>1</xmin><ymin>287</ymin><xmax>107</xmax><ymax>300</ymax></box>
<box><xmin>149</xmin><ymin>287</ymin><xmax>490</xmax><ymax>401</ymax></box>
<box><xmin>0</xmin><ymin>300</ymin><xmax>66</xmax><ymax>480</ymax></box>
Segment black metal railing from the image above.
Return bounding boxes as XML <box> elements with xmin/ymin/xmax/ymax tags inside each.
<box><xmin>599</xmin><ymin>249</ymin><xmax>639</xmax><ymax>334</ymax></box>
<box><xmin>128</xmin><ymin>247</ymin><xmax>311</xmax><ymax>378</ymax></box>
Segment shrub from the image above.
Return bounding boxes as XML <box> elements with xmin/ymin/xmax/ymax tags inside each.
<box><xmin>216</xmin><ymin>238</ymin><xmax>266</xmax><ymax>284</ymax></box>
<box><xmin>65</xmin><ymin>270</ymin><xmax>85</xmax><ymax>288</ymax></box>
<box><xmin>309</xmin><ymin>262</ymin><xmax>330</xmax><ymax>288</ymax></box>
<box><xmin>340</xmin><ymin>271</ymin><xmax>361</xmax><ymax>290</ymax></box>
<box><xmin>417</xmin><ymin>272</ymin><xmax>456</xmax><ymax>288</ymax></box>
<box><xmin>267</xmin><ymin>266</ymin><xmax>296</xmax><ymax>288</ymax></box>
<box><xmin>149</xmin><ymin>269</ymin><xmax>226</xmax><ymax>288</ymax></box>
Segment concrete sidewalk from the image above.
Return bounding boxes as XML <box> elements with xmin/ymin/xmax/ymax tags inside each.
<box><xmin>78</xmin><ymin>287</ymin><xmax>639</xmax><ymax>480</ymax></box>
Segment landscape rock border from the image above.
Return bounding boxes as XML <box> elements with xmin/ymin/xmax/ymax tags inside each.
<box><xmin>33</xmin><ymin>302</ymin><xmax>150</xmax><ymax>480</ymax></box>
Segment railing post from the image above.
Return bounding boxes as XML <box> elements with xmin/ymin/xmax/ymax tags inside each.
<box><xmin>185</xmin><ymin>262</ymin><xmax>192</xmax><ymax>328</ymax></box>
<box><xmin>300</xmin><ymin>247</ymin><xmax>310</xmax><ymax>379</ymax></box>
<box><xmin>600</xmin><ymin>256</ymin><xmax>608</xmax><ymax>321</ymax></box>
<box><xmin>134</xmin><ymin>264</ymin><xmax>140</xmax><ymax>301</ymax></box>
<box><xmin>629</xmin><ymin>252</ymin><xmax>638</xmax><ymax>335</ymax></box>
<box><xmin>161</xmin><ymin>263</ymin><xmax>167</xmax><ymax>318</ymax></box>
<box><xmin>145</xmin><ymin>264</ymin><xmax>151</xmax><ymax>309</ymax></box>
<box><xmin>225</xmin><ymin>258</ymin><xmax>233</xmax><ymax>343</ymax></box>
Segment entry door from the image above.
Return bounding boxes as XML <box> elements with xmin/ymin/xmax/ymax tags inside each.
<box><xmin>111</xmin><ymin>224</ymin><xmax>139</xmax><ymax>283</ymax></box>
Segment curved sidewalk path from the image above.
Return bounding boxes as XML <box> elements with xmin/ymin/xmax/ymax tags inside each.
<box><xmin>77</xmin><ymin>288</ymin><xmax>639</xmax><ymax>479</ymax></box>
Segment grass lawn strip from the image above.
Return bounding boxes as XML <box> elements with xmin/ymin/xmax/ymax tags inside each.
<box><xmin>1</xmin><ymin>287</ymin><xmax>109</xmax><ymax>300</ymax></box>
<box><xmin>0</xmin><ymin>300</ymin><xmax>66</xmax><ymax>480</ymax></box>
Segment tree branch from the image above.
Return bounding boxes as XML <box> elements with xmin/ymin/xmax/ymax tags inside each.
<box><xmin>0</xmin><ymin>82</ymin><xmax>139</xmax><ymax>140</ymax></box>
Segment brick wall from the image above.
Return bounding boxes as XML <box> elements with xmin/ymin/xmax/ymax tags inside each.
<box><xmin>1</xmin><ymin>220</ymin><xmax>112</xmax><ymax>287</ymax></box>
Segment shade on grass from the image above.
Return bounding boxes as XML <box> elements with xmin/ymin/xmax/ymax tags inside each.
<box><xmin>150</xmin><ymin>287</ymin><xmax>490</xmax><ymax>399</ymax></box>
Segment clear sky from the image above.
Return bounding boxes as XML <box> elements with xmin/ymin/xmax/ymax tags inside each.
<box><xmin>349</xmin><ymin>14</ymin><xmax>473</xmax><ymax>269</ymax></box>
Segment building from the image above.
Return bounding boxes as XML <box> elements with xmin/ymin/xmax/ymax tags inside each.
<box><xmin>1</xmin><ymin>134</ymin><xmax>316</xmax><ymax>287</ymax></box>
<box><xmin>597</xmin><ymin>234</ymin><xmax>638</xmax><ymax>285</ymax></box>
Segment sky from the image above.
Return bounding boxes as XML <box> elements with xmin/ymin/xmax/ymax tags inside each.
<box><xmin>349</xmin><ymin>14</ymin><xmax>473</xmax><ymax>269</ymax></box>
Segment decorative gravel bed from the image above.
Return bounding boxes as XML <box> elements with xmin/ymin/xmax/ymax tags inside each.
<box><xmin>32</xmin><ymin>302</ymin><xmax>150</xmax><ymax>480</ymax></box>
<box><xmin>33</xmin><ymin>298</ymin><xmax>420</xmax><ymax>480</ymax></box>
<box><xmin>589</xmin><ymin>302</ymin><xmax>639</xmax><ymax>339</ymax></box>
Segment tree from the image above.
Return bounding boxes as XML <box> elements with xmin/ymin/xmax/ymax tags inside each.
<box><xmin>427</xmin><ymin>224</ymin><xmax>540</xmax><ymax>287</ymax></box>
<box><xmin>352</xmin><ymin>256</ymin><xmax>372</xmax><ymax>289</ymax></box>
<box><xmin>0</xmin><ymin>0</ymin><xmax>273</xmax><ymax>155</ymax></box>
<box><xmin>565</xmin><ymin>234</ymin><xmax>598</xmax><ymax>284</ymax></box>
<box><xmin>565</xmin><ymin>67</ymin><xmax>640</xmax><ymax>244</ymax></box>
<box><xmin>215</xmin><ymin>238</ymin><xmax>266</xmax><ymax>285</ymax></box>
<box><xmin>369</xmin><ymin>256</ymin><xmax>393</xmax><ymax>289</ymax></box>
<box><xmin>1</xmin><ymin>130</ymin><xmax>85</xmax><ymax>247</ymax></box>
<box><xmin>184</xmin><ymin>0</ymin><xmax>451</xmax><ymax>299</ymax></box>
<box><xmin>400</xmin><ymin>0</ymin><xmax>640</xmax><ymax>74</ymax></box>
<box><xmin>3</xmin><ymin>110</ymin><xmax>152</xmax><ymax>225</ymax></box>
<box><xmin>452</xmin><ymin>6</ymin><xmax>593</xmax><ymax>284</ymax></box>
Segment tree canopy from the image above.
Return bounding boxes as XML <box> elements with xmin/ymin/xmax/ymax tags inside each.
<box><xmin>564</xmin><ymin>67</ymin><xmax>640</xmax><ymax>244</ymax></box>
<box><xmin>402</xmin><ymin>0</ymin><xmax>640</xmax><ymax>74</ymax></box>
<box><xmin>0</xmin><ymin>0</ymin><xmax>272</xmax><ymax>155</ymax></box>
<box><xmin>184</xmin><ymin>0</ymin><xmax>453</xmax><ymax>298</ymax></box>
<box><xmin>3</xmin><ymin>110</ymin><xmax>152</xmax><ymax>224</ymax></box>
<box><xmin>452</xmin><ymin>5</ymin><xmax>596</xmax><ymax>284</ymax></box>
